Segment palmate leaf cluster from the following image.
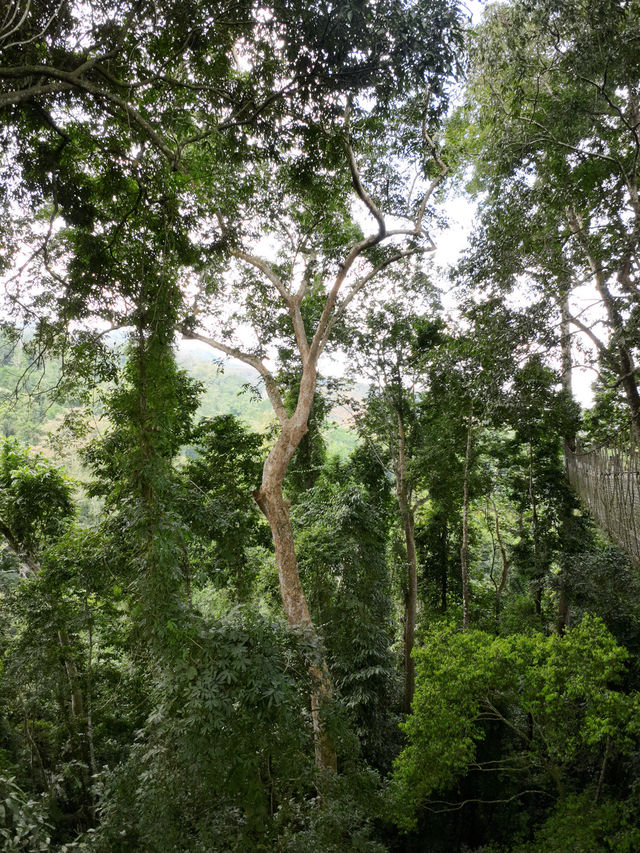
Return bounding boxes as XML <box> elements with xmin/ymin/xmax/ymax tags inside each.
<box><xmin>0</xmin><ymin>774</ymin><xmax>52</xmax><ymax>852</ymax></box>
<box><xmin>0</xmin><ymin>440</ymin><xmax>74</xmax><ymax>556</ymax></box>
<box><xmin>180</xmin><ymin>414</ymin><xmax>269</xmax><ymax>598</ymax></box>
<box><xmin>92</xmin><ymin>608</ymin><xmax>317</xmax><ymax>852</ymax></box>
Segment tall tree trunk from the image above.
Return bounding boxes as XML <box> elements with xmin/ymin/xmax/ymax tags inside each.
<box><xmin>398</xmin><ymin>500</ymin><xmax>418</xmax><ymax>715</ymax></box>
<box><xmin>558</xmin><ymin>291</ymin><xmax>574</xmax><ymax>634</ymax></box>
<box><xmin>255</xmin><ymin>482</ymin><xmax>336</xmax><ymax>770</ymax></box>
<box><xmin>560</xmin><ymin>290</ymin><xmax>574</xmax><ymax>451</ymax></box>
<box><xmin>619</xmin><ymin>354</ymin><xmax>640</xmax><ymax>447</ymax></box>
<box><xmin>439</xmin><ymin>522</ymin><xmax>448</xmax><ymax>613</ymax></box>
<box><xmin>394</xmin><ymin>412</ymin><xmax>418</xmax><ymax>715</ymax></box>
<box><xmin>460</xmin><ymin>403</ymin><xmax>473</xmax><ymax>630</ymax></box>
<box><xmin>253</xmin><ymin>365</ymin><xmax>337</xmax><ymax>770</ymax></box>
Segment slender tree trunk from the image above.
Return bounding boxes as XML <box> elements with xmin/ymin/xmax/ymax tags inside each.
<box><xmin>394</xmin><ymin>412</ymin><xmax>418</xmax><ymax>715</ymax></box>
<box><xmin>527</xmin><ymin>443</ymin><xmax>544</xmax><ymax>616</ymax></box>
<box><xmin>253</xmin><ymin>365</ymin><xmax>337</xmax><ymax>770</ymax></box>
<box><xmin>560</xmin><ymin>290</ymin><xmax>574</xmax><ymax>451</ymax></box>
<box><xmin>57</xmin><ymin>627</ymin><xmax>85</xmax><ymax>719</ymax></box>
<box><xmin>460</xmin><ymin>403</ymin><xmax>473</xmax><ymax>630</ymax></box>
<box><xmin>558</xmin><ymin>292</ymin><xmax>574</xmax><ymax>634</ymax></box>
<box><xmin>398</xmin><ymin>501</ymin><xmax>418</xmax><ymax>715</ymax></box>
<box><xmin>256</xmin><ymin>483</ymin><xmax>336</xmax><ymax>769</ymax></box>
<box><xmin>492</xmin><ymin>500</ymin><xmax>511</xmax><ymax>600</ymax></box>
<box><xmin>85</xmin><ymin>605</ymin><xmax>98</xmax><ymax>819</ymax></box>
<box><xmin>619</xmin><ymin>356</ymin><xmax>640</xmax><ymax>447</ymax></box>
<box><xmin>0</xmin><ymin>529</ymin><xmax>86</xmax><ymax>720</ymax></box>
<box><xmin>439</xmin><ymin>522</ymin><xmax>448</xmax><ymax>613</ymax></box>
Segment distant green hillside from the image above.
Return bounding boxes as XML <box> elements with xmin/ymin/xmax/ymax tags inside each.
<box><xmin>178</xmin><ymin>353</ymin><xmax>274</xmax><ymax>432</ymax></box>
<box><xmin>177</xmin><ymin>351</ymin><xmax>358</xmax><ymax>457</ymax></box>
<box><xmin>0</xmin><ymin>346</ymin><xmax>73</xmax><ymax>446</ymax></box>
<box><xmin>0</xmin><ymin>342</ymin><xmax>357</xmax><ymax>459</ymax></box>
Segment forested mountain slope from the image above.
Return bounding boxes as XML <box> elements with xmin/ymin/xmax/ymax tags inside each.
<box><xmin>0</xmin><ymin>343</ymin><xmax>357</xmax><ymax>457</ymax></box>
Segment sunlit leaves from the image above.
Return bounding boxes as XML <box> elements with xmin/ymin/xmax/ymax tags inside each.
<box><xmin>392</xmin><ymin>616</ymin><xmax>640</xmax><ymax>831</ymax></box>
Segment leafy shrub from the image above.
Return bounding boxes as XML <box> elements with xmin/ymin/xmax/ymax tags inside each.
<box><xmin>0</xmin><ymin>774</ymin><xmax>52</xmax><ymax>852</ymax></box>
<box><xmin>391</xmin><ymin>616</ymin><xmax>640</xmax><ymax>832</ymax></box>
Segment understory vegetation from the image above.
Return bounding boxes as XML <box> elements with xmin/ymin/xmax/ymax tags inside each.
<box><xmin>2</xmin><ymin>0</ymin><xmax>640</xmax><ymax>850</ymax></box>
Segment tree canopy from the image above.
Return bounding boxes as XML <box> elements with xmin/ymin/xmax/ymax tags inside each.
<box><xmin>2</xmin><ymin>1</ymin><xmax>640</xmax><ymax>851</ymax></box>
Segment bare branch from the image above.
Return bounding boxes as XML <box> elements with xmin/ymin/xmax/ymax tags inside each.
<box><xmin>0</xmin><ymin>78</ymin><xmax>76</xmax><ymax>108</ymax></box>
<box><xmin>0</xmin><ymin>0</ymin><xmax>31</xmax><ymax>46</ymax></box>
<box><xmin>423</xmin><ymin>790</ymin><xmax>553</xmax><ymax>815</ymax></box>
<box><xmin>567</xmin><ymin>311</ymin><xmax>610</xmax><ymax>359</ymax></box>
<box><xmin>0</xmin><ymin>64</ymin><xmax>178</xmax><ymax>162</ymax></box>
<box><xmin>319</xmin><ymin>247</ymin><xmax>424</xmax><ymax>352</ymax></box>
<box><xmin>179</xmin><ymin>327</ymin><xmax>288</xmax><ymax>425</ymax></box>
<box><xmin>230</xmin><ymin>248</ymin><xmax>291</xmax><ymax>304</ymax></box>
<box><xmin>574</xmin><ymin>72</ymin><xmax>640</xmax><ymax>175</ymax></box>
<box><xmin>415</xmin><ymin>117</ymin><xmax>448</xmax><ymax>231</ymax></box>
<box><xmin>528</xmin><ymin>116</ymin><xmax>626</xmax><ymax>175</ymax></box>
<box><xmin>229</xmin><ymin>246</ymin><xmax>310</xmax><ymax>361</ymax></box>
<box><xmin>345</xmin><ymin>136</ymin><xmax>386</xmax><ymax>237</ymax></box>
<box><xmin>2</xmin><ymin>0</ymin><xmax>66</xmax><ymax>52</ymax></box>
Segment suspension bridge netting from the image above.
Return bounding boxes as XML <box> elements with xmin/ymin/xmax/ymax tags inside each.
<box><xmin>566</xmin><ymin>442</ymin><xmax>640</xmax><ymax>568</ymax></box>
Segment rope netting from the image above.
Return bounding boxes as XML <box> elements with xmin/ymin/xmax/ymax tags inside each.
<box><xmin>566</xmin><ymin>441</ymin><xmax>640</xmax><ymax>568</ymax></box>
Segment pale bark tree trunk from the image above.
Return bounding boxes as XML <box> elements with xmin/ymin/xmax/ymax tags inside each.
<box><xmin>492</xmin><ymin>499</ymin><xmax>511</xmax><ymax>600</ymax></box>
<box><xmin>253</xmin><ymin>365</ymin><xmax>337</xmax><ymax>770</ymax></box>
<box><xmin>394</xmin><ymin>411</ymin><xmax>418</xmax><ymax>714</ymax></box>
<box><xmin>558</xmin><ymin>291</ymin><xmax>574</xmax><ymax>634</ymax></box>
<box><xmin>183</xmin><ymin>125</ymin><xmax>448</xmax><ymax>769</ymax></box>
<box><xmin>460</xmin><ymin>403</ymin><xmax>473</xmax><ymax>630</ymax></box>
<box><xmin>559</xmin><ymin>291</ymin><xmax>574</xmax><ymax>426</ymax></box>
<box><xmin>399</xmin><ymin>507</ymin><xmax>418</xmax><ymax>715</ymax></box>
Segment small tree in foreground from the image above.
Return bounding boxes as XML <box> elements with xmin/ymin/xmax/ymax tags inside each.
<box><xmin>391</xmin><ymin>616</ymin><xmax>640</xmax><ymax>846</ymax></box>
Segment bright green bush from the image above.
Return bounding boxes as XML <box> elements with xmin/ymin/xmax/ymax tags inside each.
<box><xmin>391</xmin><ymin>616</ymin><xmax>640</xmax><ymax>832</ymax></box>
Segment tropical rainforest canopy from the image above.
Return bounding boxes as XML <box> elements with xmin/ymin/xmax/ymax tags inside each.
<box><xmin>1</xmin><ymin>0</ymin><xmax>640</xmax><ymax>850</ymax></box>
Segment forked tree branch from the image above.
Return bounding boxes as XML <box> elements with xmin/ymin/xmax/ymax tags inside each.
<box><xmin>230</xmin><ymin>249</ymin><xmax>290</xmax><ymax>303</ymax></box>
<box><xmin>415</xmin><ymin>116</ymin><xmax>449</xmax><ymax>230</ymax></box>
<box><xmin>345</xmin><ymin>136</ymin><xmax>386</xmax><ymax>237</ymax></box>
<box><xmin>567</xmin><ymin>312</ymin><xmax>608</xmax><ymax>356</ymax></box>
<box><xmin>186</xmin><ymin>109</ymin><xmax>446</xmax><ymax>408</ymax></box>
<box><xmin>319</xmin><ymin>247</ymin><xmax>426</xmax><ymax>351</ymax></box>
<box><xmin>229</xmin><ymin>248</ymin><xmax>310</xmax><ymax>360</ymax></box>
<box><xmin>179</xmin><ymin>327</ymin><xmax>288</xmax><ymax>425</ymax></box>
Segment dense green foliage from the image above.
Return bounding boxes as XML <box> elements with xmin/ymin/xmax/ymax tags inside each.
<box><xmin>392</xmin><ymin>618</ymin><xmax>640</xmax><ymax>839</ymax></box>
<box><xmin>2</xmin><ymin>0</ymin><xmax>640</xmax><ymax>850</ymax></box>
